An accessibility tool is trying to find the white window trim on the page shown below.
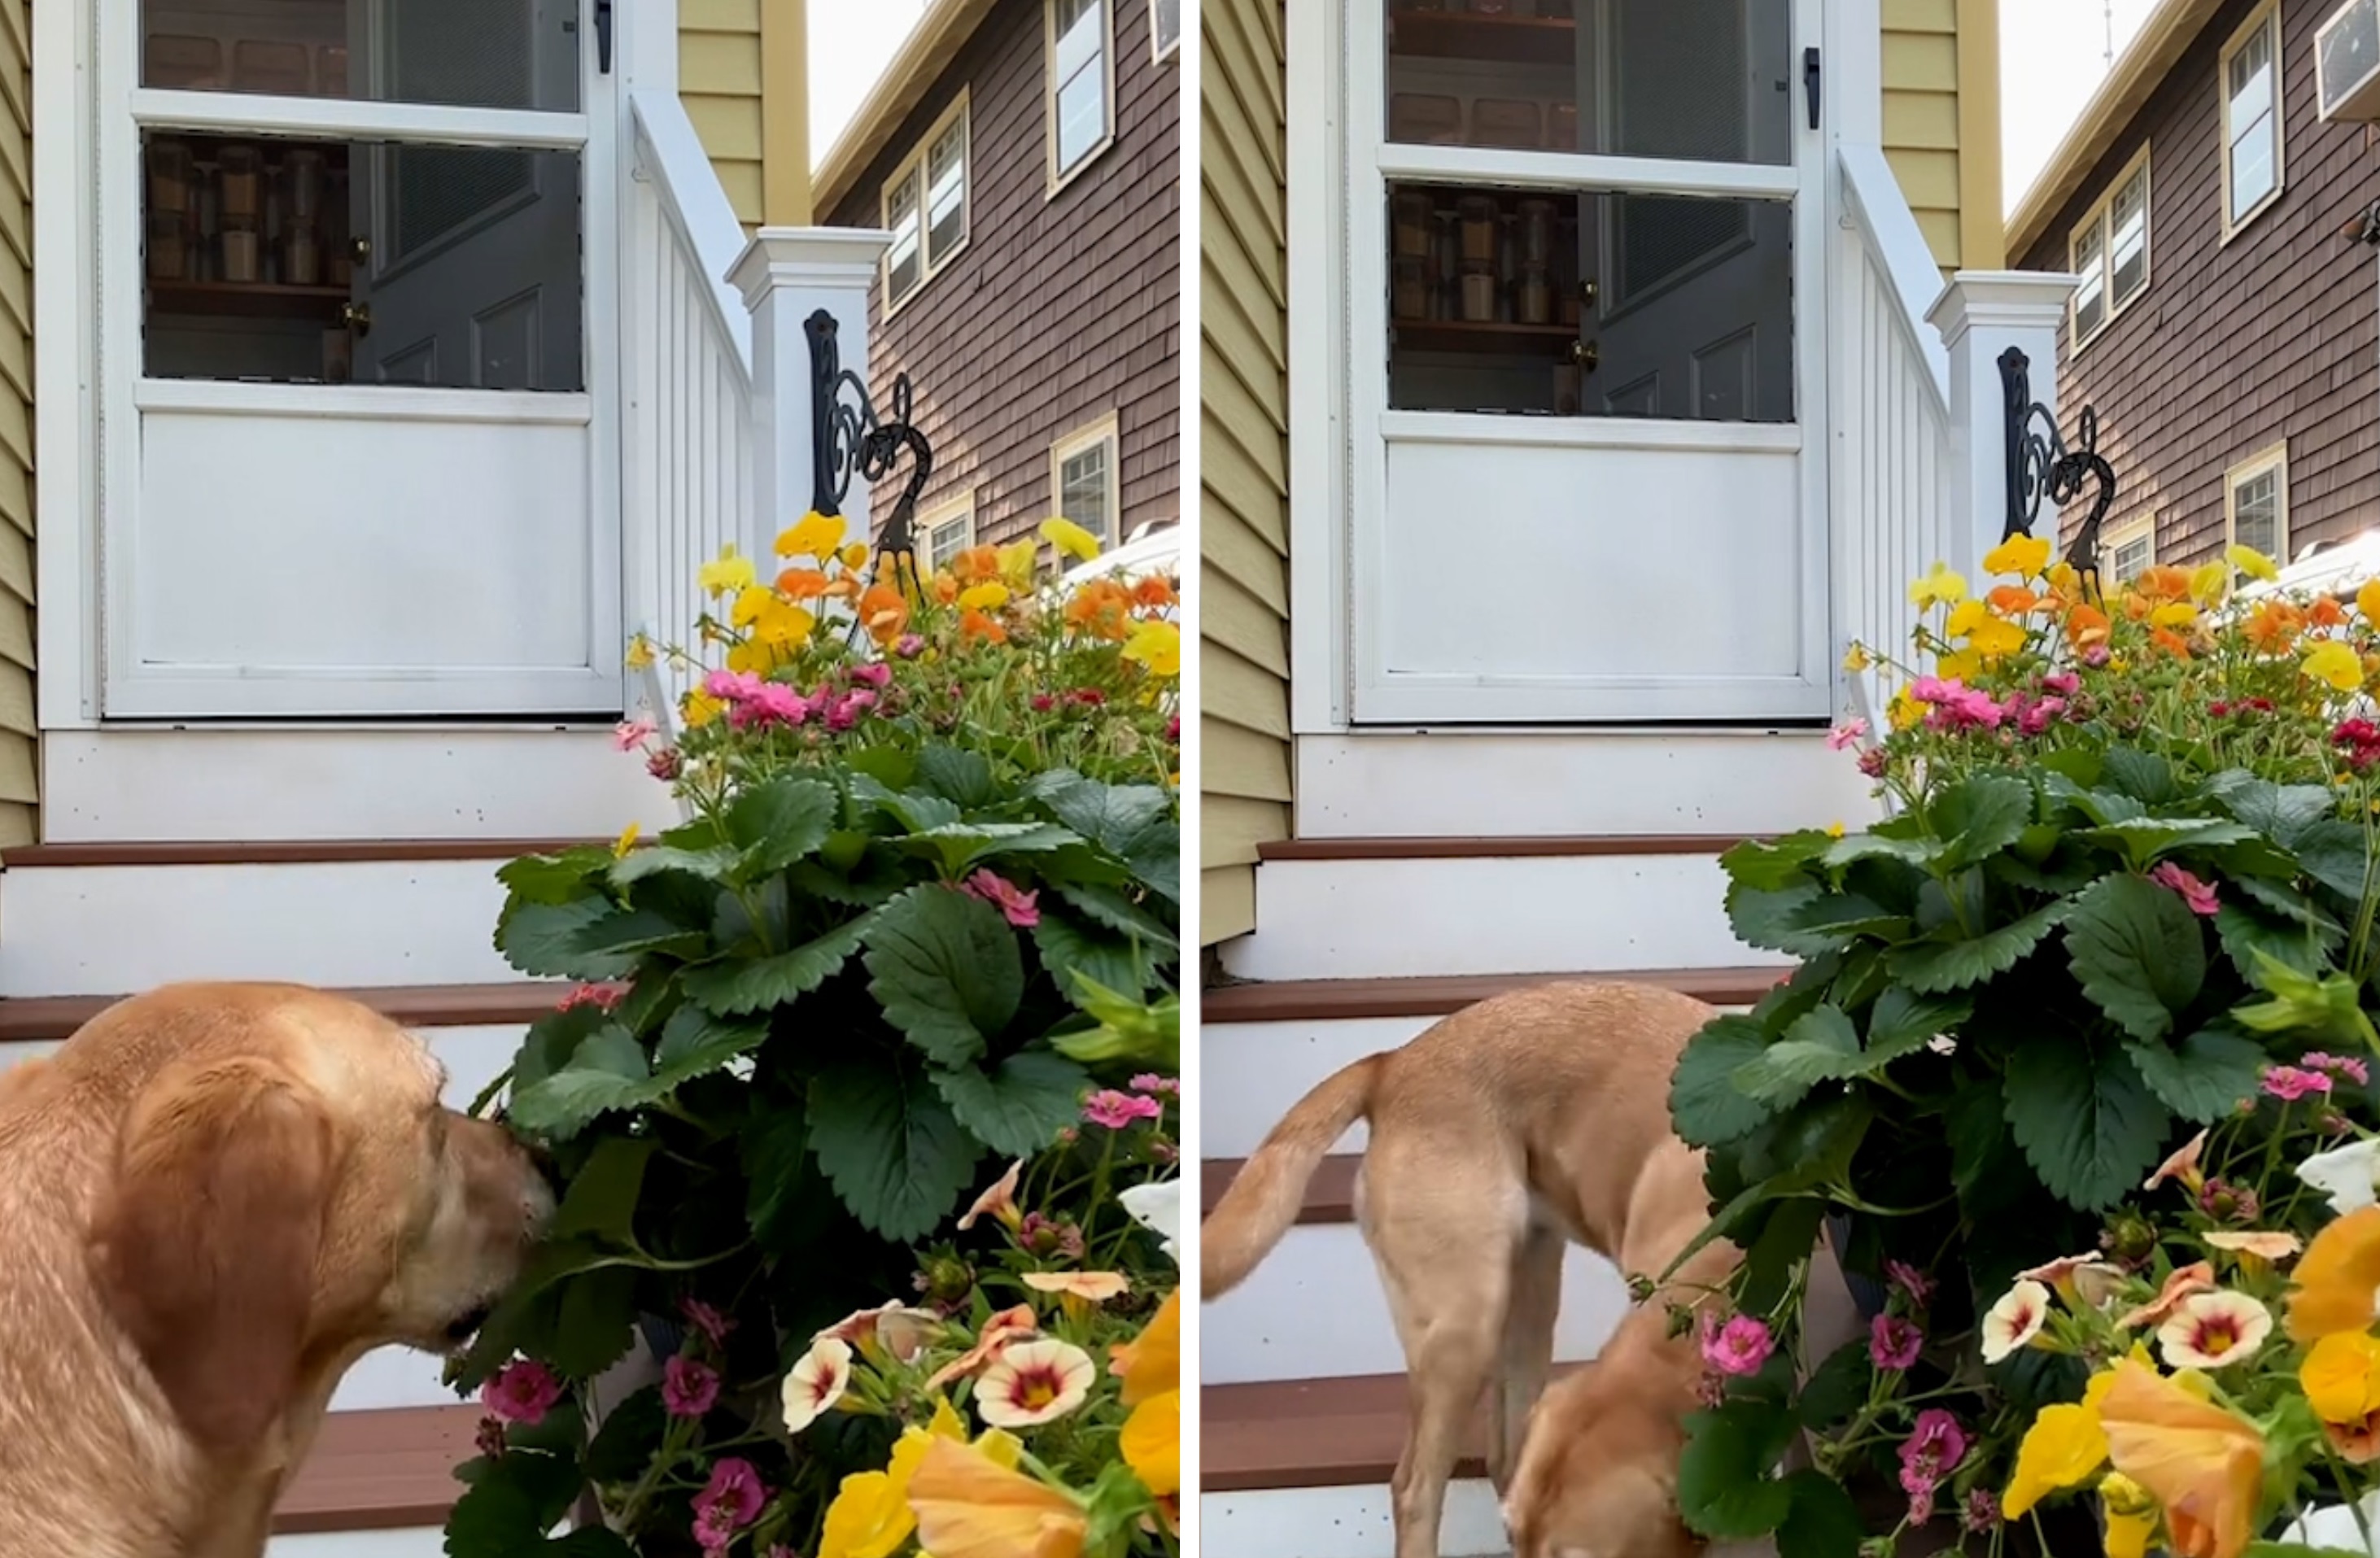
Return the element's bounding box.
[2067,142,2153,354]
[1045,0,1116,197]
[2224,441,2291,561]
[1151,0,1181,63]
[880,90,972,318]
[917,490,977,571]
[2219,0,2286,243]
[2101,515,2156,582]
[1049,412,1123,548]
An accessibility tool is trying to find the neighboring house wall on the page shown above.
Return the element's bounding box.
[827,0,1182,555]
[2018,0,2378,568]
[1885,0,2004,270]
[1199,0,1286,947]
[0,0,31,848]
[682,0,812,228]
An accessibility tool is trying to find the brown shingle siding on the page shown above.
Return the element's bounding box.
[828,0,1181,552]
[2021,0,2380,570]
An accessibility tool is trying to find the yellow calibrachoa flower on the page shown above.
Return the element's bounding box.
[819,1397,986,1558]
[2004,1399,2111,1517]
[1041,517,1103,564]
[2301,639,2365,693]
[2302,1330,2380,1426]
[1983,534,2053,578]
[1120,618,1181,679]
[959,583,1012,613]
[776,510,846,561]
[2100,1473,2159,1558]
[2227,544,2280,583]
[1120,1386,1180,1498]
[1111,1291,1180,1407]
[1909,561,1968,607]
[622,634,654,670]
[699,545,755,597]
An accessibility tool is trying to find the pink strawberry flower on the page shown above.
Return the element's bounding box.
[664,1355,721,1419]
[558,982,627,1013]
[2149,862,2219,916]
[613,717,658,752]
[1082,1089,1164,1130]
[959,870,1040,928]
[481,1359,563,1426]
[1699,1314,1774,1378]
[690,1458,766,1556]
[1130,1074,1180,1096]
[2306,1052,2373,1086]
[2263,1065,2334,1102]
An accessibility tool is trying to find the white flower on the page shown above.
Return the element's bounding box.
[2299,1139,2380,1215]
[1119,1178,1180,1263]
[1980,1280,2050,1364]
[975,1338,1096,1428]
[2282,1491,2380,1556]
[2155,1290,2272,1370]
[779,1335,852,1434]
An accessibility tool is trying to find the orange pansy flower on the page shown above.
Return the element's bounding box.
[2066,603,2113,648]
[1988,584,2041,615]
[2314,596,2350,627]
[960,609,1009,644]
[858,583,910,645]
[2138,565,2194,601]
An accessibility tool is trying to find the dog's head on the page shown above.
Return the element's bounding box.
[79,988,552,1453]
[1502,1359,1705,1558]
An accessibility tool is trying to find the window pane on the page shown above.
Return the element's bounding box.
[1385,0,1791,164]
[1054,0,1107,172]
[2072,222,2106,338]
[928,515,969,572]
[144,0,578,111]
[2110,532,2152,583]
[142,129,582,389]
[2229,22,2277,219]
[1387,181,1793,422]
[2231,111,2276,218]
[2234,470,2280,555]
[1153,0,1181,55]
[886,176,923,303]
[928,120,967,266]
[2109,174,2147,305]
[1059,441,1113,543]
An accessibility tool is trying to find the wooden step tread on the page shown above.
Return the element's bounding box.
[1257,834,1756,862]
[2,838,596,869]
[273,1404,480,1533]
[1203,967,1793,1024]
[1203,1154,1359,1226]
[0,981,575,1044]
[1203,1369,1574,1492]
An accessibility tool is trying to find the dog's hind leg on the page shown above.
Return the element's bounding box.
[1487,1220,1563,1497]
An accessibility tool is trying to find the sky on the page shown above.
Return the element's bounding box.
[2002,0,2161,215]
[812,2,931,169]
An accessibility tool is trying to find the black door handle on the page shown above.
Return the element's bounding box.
[1804,46,1821,130]
[596,0,614,72]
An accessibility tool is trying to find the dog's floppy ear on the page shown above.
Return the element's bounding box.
[87,1055,334,1453]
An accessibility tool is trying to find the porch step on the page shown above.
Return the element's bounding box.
[1206,1369,1569,1492]
[0,844,587,997]
[273,1405,480,1536]
[0,979,575,1043]
[1219,843,1763,983]
[1256,833,1766,861]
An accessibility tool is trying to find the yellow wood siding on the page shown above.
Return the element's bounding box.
[0,0,31,845]
[1200,0,1289,946]
[682,0,767,227]
[1884,0,2004,270]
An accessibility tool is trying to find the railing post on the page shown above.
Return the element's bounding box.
[727,228,893,560]
[1925,273,2080,575]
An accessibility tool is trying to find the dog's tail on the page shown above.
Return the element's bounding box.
[1202,1054,1383,1298]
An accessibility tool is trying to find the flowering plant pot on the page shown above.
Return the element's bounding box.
[1666,540,2380,1556]
[433,516,1183,1556]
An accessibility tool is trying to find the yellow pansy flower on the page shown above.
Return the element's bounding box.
[1842,642,1872,673]
[1120,618,1181,679]
[2228,543,2280,583]
[612,822,640,858]
[2150,601,2200,631]
[725,640,776,674]
[699,546,755,597]
[959,582,1011,613]
[2302,639,2364,693]
[841,540,873,570]
[2189,563,2231,605]
[751,597,817,648]
[2048,559,2081,594]
[622,634,654,670]
[1041,517,1103,564]
[1909,562,1969,607]
[1983,534,2053,578]
[998,539,1040,591]
[681,690,724,729]
[1121,1387,1180,1498]
[1936,649,1985,683]
[1967,618,2028,659]
[776,511,847,561]
[1888,686,1924,731]
[2357,578,2380,626]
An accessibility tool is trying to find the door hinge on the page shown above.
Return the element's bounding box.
[1804,46,1822,130]
[596,0,614,72]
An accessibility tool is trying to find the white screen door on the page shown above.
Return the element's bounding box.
[1353,0,1830,723]
[98,0,619,718]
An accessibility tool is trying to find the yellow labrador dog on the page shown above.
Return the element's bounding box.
[0,982,554,1558]
[1204,980,1740,1558]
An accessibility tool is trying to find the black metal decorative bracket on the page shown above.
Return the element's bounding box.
[2001,346,2117,593]
[806,308,934,605]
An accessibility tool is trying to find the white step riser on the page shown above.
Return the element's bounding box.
[1203,1482,1512,1558]
[44,729,683,844]
[1206,1007,1753,1159]
[1296,731,1876,840]
[1223,853,1751,983]
[0,861,530,997]
[268,1529,446,1557]
[1207,1222,1628,1386]
[1,1024,522,1415]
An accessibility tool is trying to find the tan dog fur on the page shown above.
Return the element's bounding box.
[1203,981,1740,1558]
[0,982,554,1558]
